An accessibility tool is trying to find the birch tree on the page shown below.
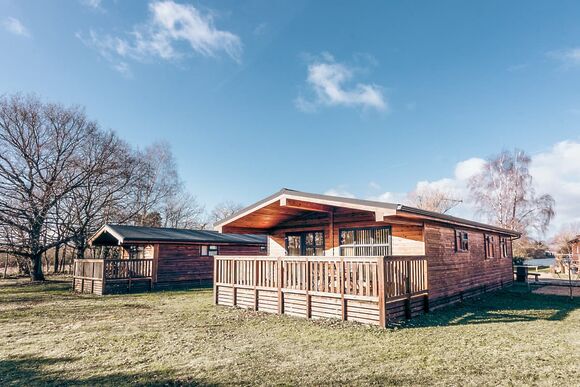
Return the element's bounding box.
[468,150,555,236]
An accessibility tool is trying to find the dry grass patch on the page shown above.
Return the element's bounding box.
[1,278,579,386]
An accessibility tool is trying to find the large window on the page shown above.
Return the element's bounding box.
[339,226,391,256]
[455,230,469,252]
[484,234,495,259]
[285,231,325,256]
[500,237,509,258]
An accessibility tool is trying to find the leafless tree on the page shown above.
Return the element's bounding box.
[161,191,206,229]
[551,222,580,254]
[468,150,555,237]
[0,95,99,280]
[58,130,138,260]
[132,141,180,226]
[407,186,462,214]
[210,201,244,225]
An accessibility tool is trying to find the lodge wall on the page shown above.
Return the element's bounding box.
[156,243,266,288]
[267,212,425,257]
[423,223,513,309]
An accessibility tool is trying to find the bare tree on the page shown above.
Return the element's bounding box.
[132,141,180,226]
[0,95,99,280]
[468,150,555,237]
[210,201,244,225]
[551,222,580,254]
[58,130,138,260]
[407,185,462,214]
[161,191,206,229]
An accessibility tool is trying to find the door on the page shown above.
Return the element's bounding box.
[285,231,325,256]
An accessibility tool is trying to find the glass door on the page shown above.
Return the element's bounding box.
[286,231,325,256]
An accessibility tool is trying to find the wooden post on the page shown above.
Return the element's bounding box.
[253,258,259,311]
[277,257,284,315]
[232,259,237,306]
[305,257,311,318]
[152,244,159,287]
[378,257,386,327]
[213,257,218,305]
[101,260,107,295]
[330,210,335,256]
[340,256,346,321]
[405,259,412,320]
[72,260,76,291]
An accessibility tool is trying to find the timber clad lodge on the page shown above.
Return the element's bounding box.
[75,188,521,327]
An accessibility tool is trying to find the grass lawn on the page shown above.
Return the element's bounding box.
[1,278,579,386]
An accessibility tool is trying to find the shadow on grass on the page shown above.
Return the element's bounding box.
[0,355,217,386]
[401,285,580,328]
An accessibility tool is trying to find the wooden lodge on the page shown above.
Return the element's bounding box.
[73,225,266,295]
[213,188,520,326]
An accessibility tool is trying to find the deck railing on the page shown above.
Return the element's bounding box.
[73,258,154,294]
[214,255,428,326]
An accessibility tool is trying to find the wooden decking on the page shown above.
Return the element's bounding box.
[73,259,154,295]
[214,255,429,326]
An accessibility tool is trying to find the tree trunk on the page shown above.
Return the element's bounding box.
[30,254,45,281]
[53,245,60,273]
[3,253,8,278]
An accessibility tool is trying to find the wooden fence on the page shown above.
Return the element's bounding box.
[214,256,428,326]
[73,259,154,295]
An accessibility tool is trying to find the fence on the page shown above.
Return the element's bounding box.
[73,259,154,295]
[214,255,428,326]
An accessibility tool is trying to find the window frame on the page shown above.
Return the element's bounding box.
[455,230,469,253]
[285,230,325,256]
[338,226,392,257]
[484,234,496,259]
[499,237,509,258]
[208,245,219,256]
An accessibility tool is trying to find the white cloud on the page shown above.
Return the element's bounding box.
[548,48,580,68]
[2,17,30,37]
[78,1,242,74]
[296,53,387,112]
[81,0,103,11]
[368,141,580,237]
[530,140,580,232]
[324,187,356,199]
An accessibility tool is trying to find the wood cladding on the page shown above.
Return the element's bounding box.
[423,223,513,309]
[214,255,429,326]
[155,243,265,287]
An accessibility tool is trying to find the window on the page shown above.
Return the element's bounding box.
[285,231,325,256]
[339,226,391,256]
[201,245,208,256]
[455,230,469,252]
[484,234,495,259]
[208,245,218,256]
[500,237,509,258]
[127,245,145,259]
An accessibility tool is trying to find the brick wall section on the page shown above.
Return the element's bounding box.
[424,223,513,309]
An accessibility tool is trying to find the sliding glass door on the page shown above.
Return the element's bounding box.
[285,231,325,256]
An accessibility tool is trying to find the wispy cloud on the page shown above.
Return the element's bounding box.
[547,47,580,69]
[81,0,104,11]
[78,1,242,75]
[295,53,387,112]
[2,17,30,37]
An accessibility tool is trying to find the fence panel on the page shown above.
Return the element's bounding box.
[214,255,429,326]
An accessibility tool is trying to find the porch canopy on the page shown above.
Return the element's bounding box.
[89,224,267,247]
[214,188,520,237]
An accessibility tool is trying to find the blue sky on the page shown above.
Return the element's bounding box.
[1,0,579,234]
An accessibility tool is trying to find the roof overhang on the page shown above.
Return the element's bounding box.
[88,225,125,246]
[214,188,521,237]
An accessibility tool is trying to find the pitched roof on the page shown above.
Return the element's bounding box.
[89,224,267,246]
[214,188,521,237]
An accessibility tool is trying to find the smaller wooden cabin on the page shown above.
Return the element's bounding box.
[73,224,266,295]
